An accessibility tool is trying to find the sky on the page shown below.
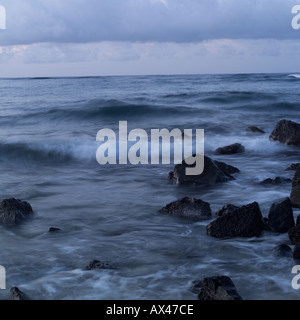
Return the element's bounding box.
[0,0,300,77]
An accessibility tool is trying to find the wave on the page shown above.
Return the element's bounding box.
[288,74,300,79]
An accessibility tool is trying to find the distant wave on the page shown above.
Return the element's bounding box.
[288,74,300,79]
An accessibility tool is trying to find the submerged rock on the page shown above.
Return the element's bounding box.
[267,198,295,233]
[168,155,239,185]
[260,177,292,186]
[198,276,242,300]
[270,120,300,147]
[0,198,33,224]
[190,280,202,294]
[159,197,212,221]
[288,224,300,244]
[293,243,300,262]
[206,202,264,238]
[246,126,265,134]
[216,204,239,217]
[85,260,115,270]
[48,227,61,233]
[215,143,245,155]
[272,244,292,258]
[285,163,300,171]
[10,287,29,300]
[291,167,300,208]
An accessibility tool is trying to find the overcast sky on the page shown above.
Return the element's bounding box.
[0,0,300,77]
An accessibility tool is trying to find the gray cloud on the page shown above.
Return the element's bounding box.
[0,0,298,46]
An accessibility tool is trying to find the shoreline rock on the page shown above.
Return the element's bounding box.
[159,197,212,221]
[285,163,300,171]
[0,198,33,224]
[206,202,264,238]
[270,119,300,146]
[215,143,245,155]
[260,177,292,186]
[246,126,265,134]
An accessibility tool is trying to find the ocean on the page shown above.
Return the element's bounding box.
[0,73,299,300]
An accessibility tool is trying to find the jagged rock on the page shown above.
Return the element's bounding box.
[10,287,29,300]
[260,177,292,186]
[246,126,265,134]
[291,168,300,208]
[159,197,212,221]
[169,155,238,185]
[216,204,239,217]
[198,276,242,300]
[267,198,295,233]
[206,202,264,238]
[270,120,300,146]
[285,163,300,171]
[272,244,292,258]
[0,198,33,224]
[215,143,245,155]
[85,260,115,270]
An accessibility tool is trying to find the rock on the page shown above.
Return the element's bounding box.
[0,198,33,224]
[270,119,300,146]
[215,143,245,155]
[159,197,212,221]
[288,224,300,244]
[216,204,239,217]
[260,177,292,185]
[10,287,29,300]
[198,276,242,300]
[272,244,292,258]
[285,163,300,171]
[297,215,300,225]
[267,198,295,233]
[48,227,61,233]
[190,280,202,294]
[291,168,300,208]
[293,243,300,262]
[206,202,264,238]
[85,260,115,270]
[246,126,265,134]
[214,160,240,175]
[169,155,238,185]
[263,217,272,231]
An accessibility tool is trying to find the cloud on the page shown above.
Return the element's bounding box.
[0,0,298,46]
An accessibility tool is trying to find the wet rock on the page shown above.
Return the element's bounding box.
[285,163,300,171]
[272,244,292,258]
[190,280,202,294]
[216,204,239,217]
[159,197,212,221]
[267,198,295,233]
[10,287,29,300]
[260,177,292,186]
[296,215,300,225]
[198,276,242,300]
[169,155,238,185]
[215,143,245,155]
[48,227,61,233]
[85,260,115,270]
[0,198,33,224]
[263,218,272,231]
[291,167,300,208]
[246,126,265,134]
[293,243,300,262]
[288,224,300,244]
[270,119,300,147]
[206,202,264,238]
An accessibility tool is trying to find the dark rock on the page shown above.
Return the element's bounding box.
[216,204,239,217]
[246,126,265,134]
[270,119,300,147]
[206,202,264,238]
[198,276,242,300]
[260,177,292,186]
[85,260,115,270]
[169,155,238,185]
[48,227,61,233]
[214,160,240,175]
[267,197,295,233]
[263,217,272,231]
[10,287,29,300]
[159,197,212,221]
[0,198,33,224]
[293,243,300,262]
[272,244,292,258]
[288,224,300,244]
[291,168,300,208]
[285,163,300,171]
[215,143,245,155]
[190,280,202,294]
[296,215,300,225]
